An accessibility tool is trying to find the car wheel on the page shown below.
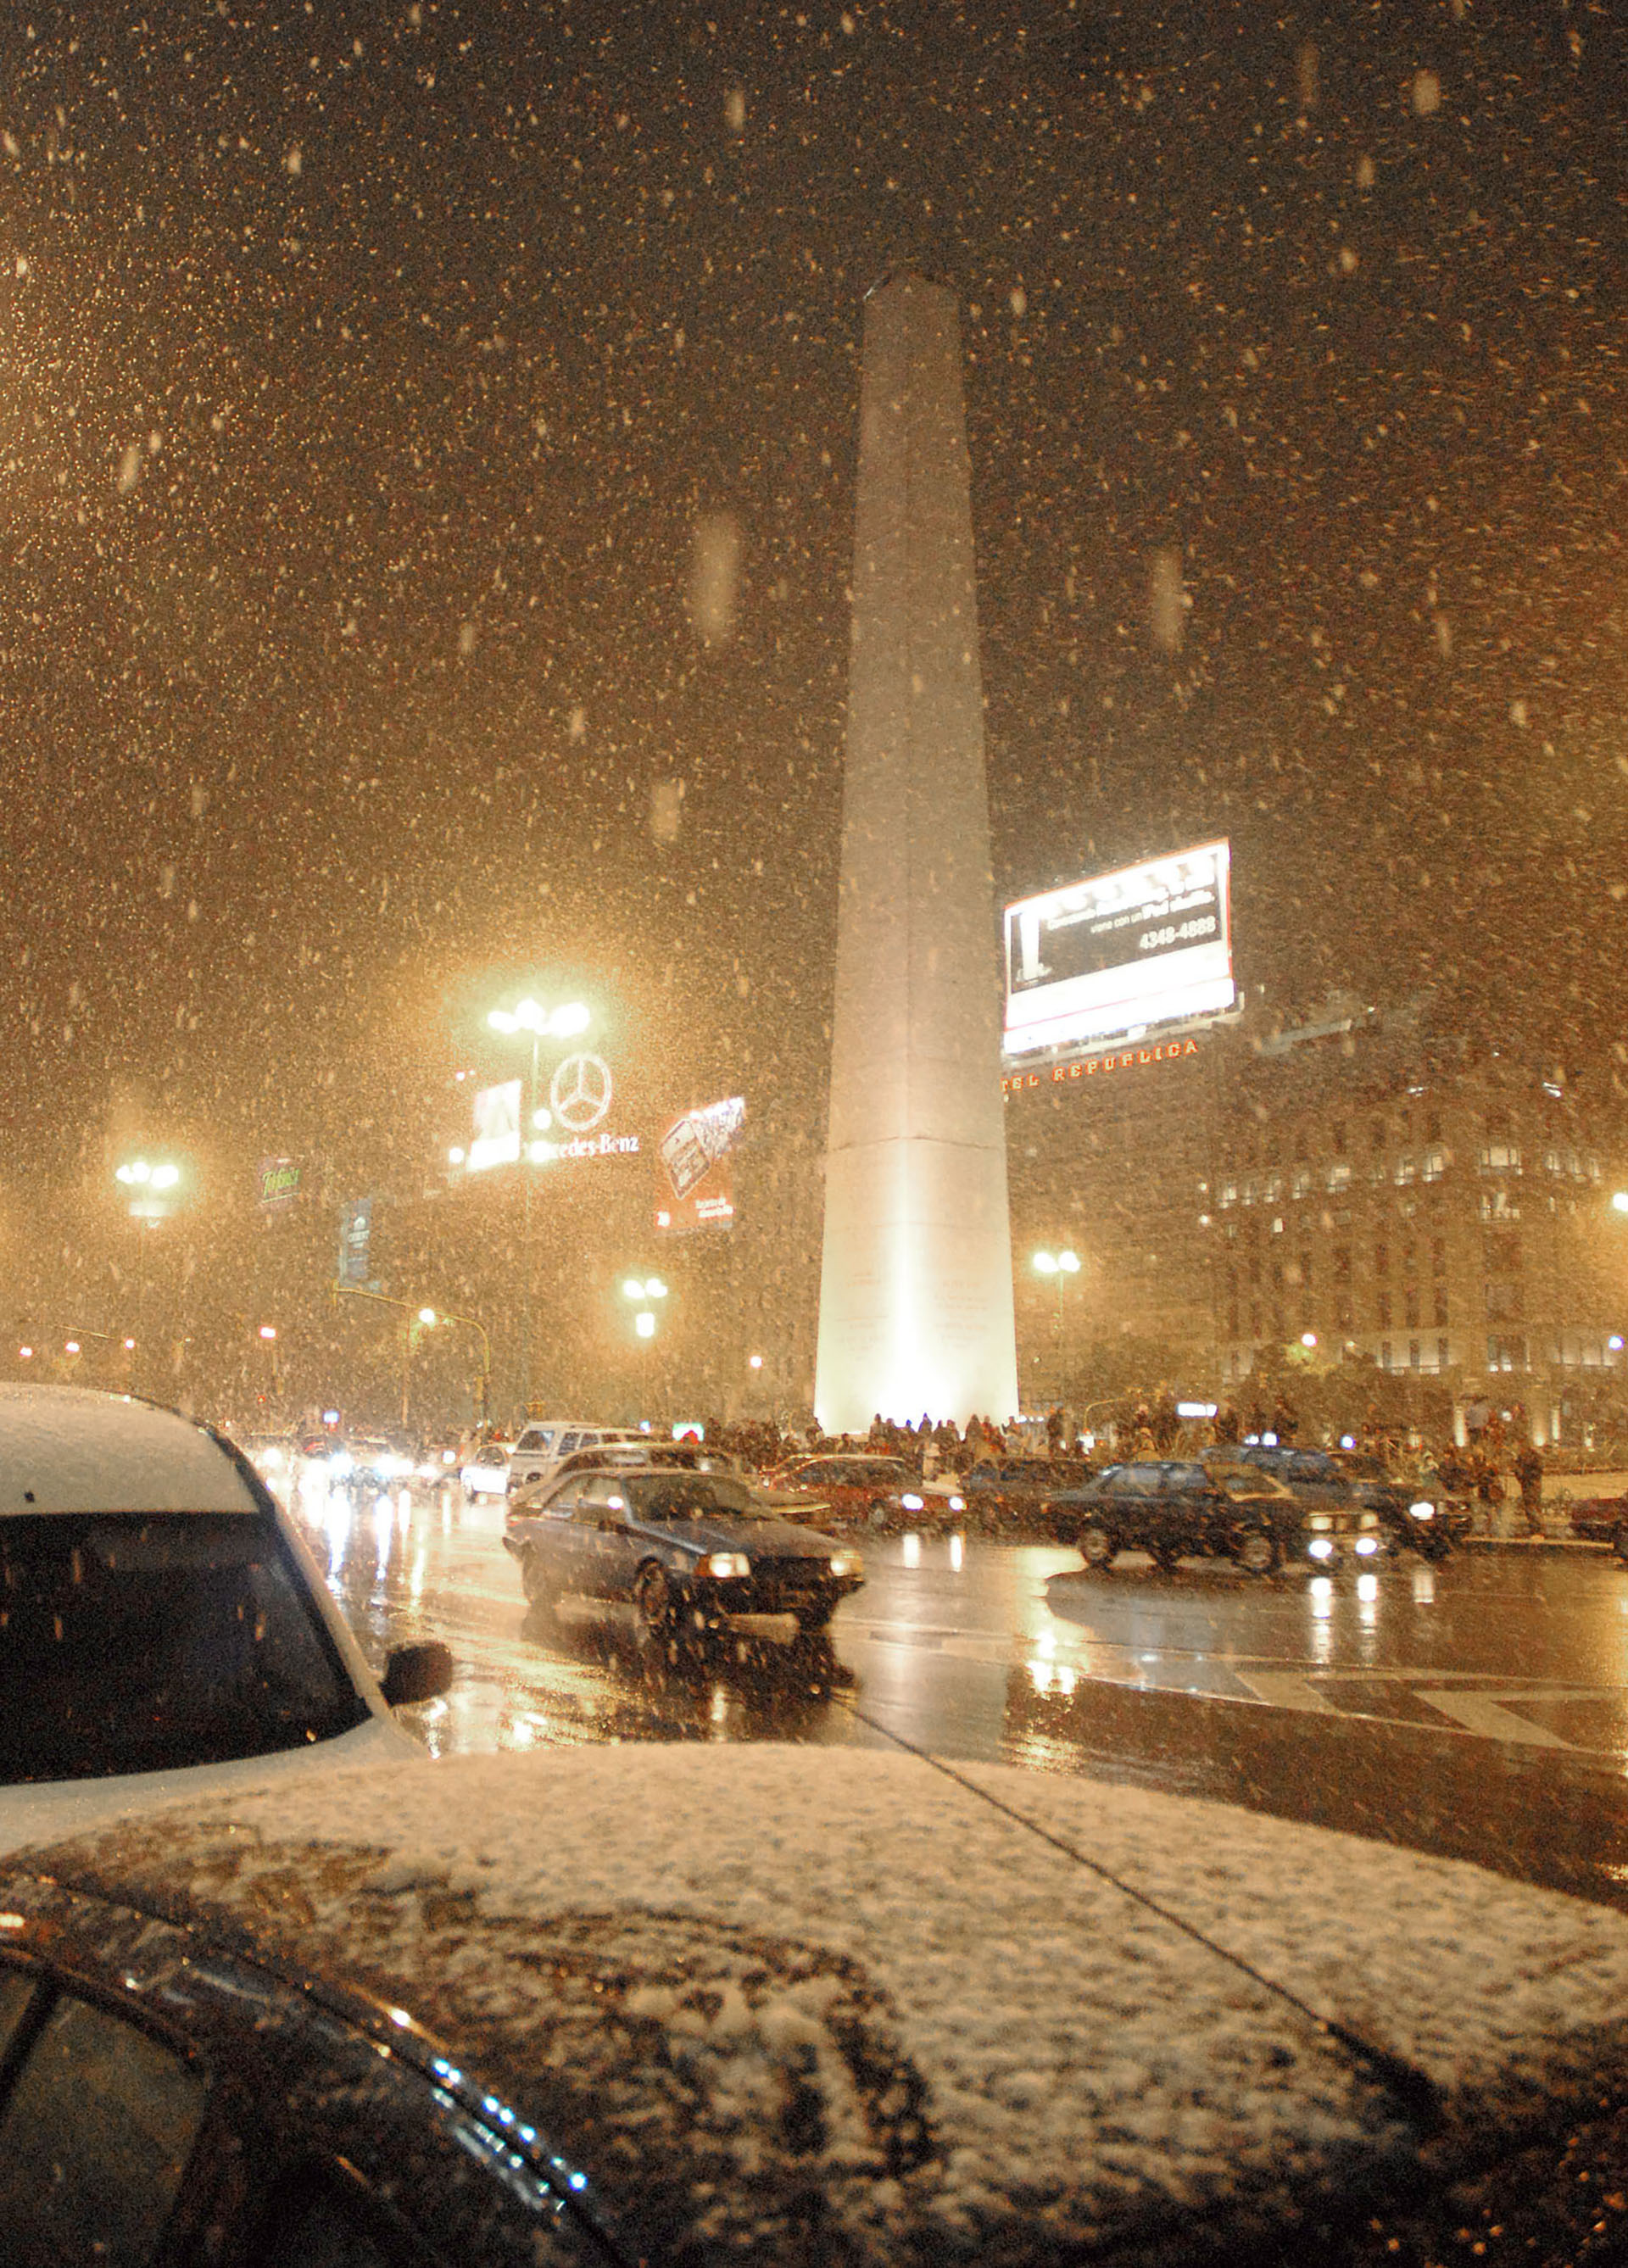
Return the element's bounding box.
[867,1496,892,1530]
[634,1562,675,1648]
[1614,1530,1628,1565]
[1419,1530,1452,1563]
[1150,1546,1181,1574]
[1078,1524,1116,1570]
[1234,1528,1280,1576]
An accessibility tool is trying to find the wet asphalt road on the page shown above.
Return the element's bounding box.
[287,1474,1628,1914]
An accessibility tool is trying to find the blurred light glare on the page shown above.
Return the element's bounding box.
[418,1307,437,1325]
[258,1324,277,1340]
[621,1278,645,1302]
[634,1311,656,1340]
[1613,1192,1628,1215]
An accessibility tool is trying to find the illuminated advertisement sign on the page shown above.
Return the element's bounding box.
[337,1197,372,1288]
[1003,839,1234,1057]
[655,1096,744,1233]
[467,1079,521,1173]
[257,1157,302,1215]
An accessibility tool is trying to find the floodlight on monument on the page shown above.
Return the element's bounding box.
[1032,1250,1079,1277]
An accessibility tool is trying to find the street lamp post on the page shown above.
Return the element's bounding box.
[487,997,591,1416]
[621,1274,669,1415]
[1031,1249,1081,1405]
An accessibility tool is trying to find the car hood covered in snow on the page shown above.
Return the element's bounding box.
[15,1747,1628,2265]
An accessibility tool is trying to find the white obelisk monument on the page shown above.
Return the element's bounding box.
[814,272,1018,1435]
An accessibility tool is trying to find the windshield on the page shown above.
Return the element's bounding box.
[619,1476,766,1523]
[0,1514,371,1784]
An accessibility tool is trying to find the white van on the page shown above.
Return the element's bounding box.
[506,1419,647,1496]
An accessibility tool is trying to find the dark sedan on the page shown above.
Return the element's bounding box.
[1050,1459,1386,1575]
[962,1457,1096,1528]
[504,1464,864,1645]
[1215,1444,1461,1560]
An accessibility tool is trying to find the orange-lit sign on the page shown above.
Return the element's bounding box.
[1002,1034,1201,1095]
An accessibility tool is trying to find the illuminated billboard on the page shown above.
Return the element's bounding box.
[655,1096,744,1233]
[1003,839,1234,1057]
[467,1078,521,1173]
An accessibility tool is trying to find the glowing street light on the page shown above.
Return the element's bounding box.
[487,997,590,1040]
[258,1323,278,1342]
[486,996,594,1409]
[1031,1249,1081,1401]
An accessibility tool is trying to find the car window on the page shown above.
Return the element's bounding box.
[257,2170,423,2268]
[0,1513,371,1785]
[0,1983,208,2268]
[1105,1469,1156,1497]
[622,1475,762,1521]
[515,1429,546,1453]
[542,1481,583,1517]
[578,1479,623,1517]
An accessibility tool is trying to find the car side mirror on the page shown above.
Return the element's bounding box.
[381,1640,454,1708]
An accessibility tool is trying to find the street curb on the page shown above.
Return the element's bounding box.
[1461,1535,1610,1554]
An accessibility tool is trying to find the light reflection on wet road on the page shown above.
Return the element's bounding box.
[284,1468,1628,1911]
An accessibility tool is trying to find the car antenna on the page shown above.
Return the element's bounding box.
[834,1696,1441,2132]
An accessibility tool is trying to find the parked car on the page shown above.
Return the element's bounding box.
[505,1417,647,1496]
[504,1463,864,1644]
[507,1437,754,1512]
[762,1452,967,1526]
[0,1383,451,1859]
[8,1743,1628,2266]
[1049,1458,1385,1575]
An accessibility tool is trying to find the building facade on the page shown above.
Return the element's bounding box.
[1006,997,1628,1443]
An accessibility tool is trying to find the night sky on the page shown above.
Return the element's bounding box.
[2,0,1623,1211]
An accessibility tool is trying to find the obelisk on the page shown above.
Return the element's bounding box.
[814,272,1018,1435]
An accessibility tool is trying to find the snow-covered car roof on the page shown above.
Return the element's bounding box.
[0,1383,260,1516]
[20,1746,1628,2265]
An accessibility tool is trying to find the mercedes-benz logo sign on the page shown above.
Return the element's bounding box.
[549,1052,614,1134]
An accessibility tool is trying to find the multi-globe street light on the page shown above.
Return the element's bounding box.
[486,997,592,1413]
[1031,1248,1081,1402]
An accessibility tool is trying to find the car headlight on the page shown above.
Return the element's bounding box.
[828,1550,863,1580]
[1307,1537,1335,1560]
[1409,1499,1436,1519]
[900,1492,924,1511]
[330,1451,354,1478]
[1354,1535,1380,1556]
[705,1552,751,1580]
[947,1495,966,1513]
